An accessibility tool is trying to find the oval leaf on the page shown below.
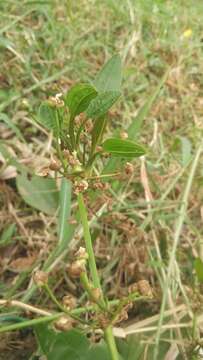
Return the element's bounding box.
[102,138,146,158]
[86,91,120,119]
[38,102,57,132]
[94,54,122,92]
[16,173,59,215]
[65,83,97,120]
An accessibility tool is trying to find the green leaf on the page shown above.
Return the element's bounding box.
[91,116,107,153]
[94,54,122,92]
[0,113,25,142]
[0,224,16,247]
[36,326,89,360]
[102,71,168,176]
[194,258,203,282]
[58,179,72,245]
[65,83,97,120]
[102,138,146,158]
[86,91,121,119]
[87,341,111,360]
[117,336,145,360]
[16,173,59,215]
[38,102,57,131]
[36,325,112,360]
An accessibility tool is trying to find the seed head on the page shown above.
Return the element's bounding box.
[85,119,93,133]
[124,162,134,175]
[48,93,64,108]
[120,130,128,139]
[54,316,73,331]
[67,260,86,278]
[73,180,88,195]
[33,270,48,287]
[62,295,77,310]
[137,279,153,298]
[49,159,61,171]
[75,247,88,261]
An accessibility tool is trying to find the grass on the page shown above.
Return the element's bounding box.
[0,0,203,359]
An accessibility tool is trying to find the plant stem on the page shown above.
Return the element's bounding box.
[77,193,101,291]
[77,192,119,360]
[80,272,107,313]
[104,326,120,360]
[43,284,87,325]
[0,313,62,333]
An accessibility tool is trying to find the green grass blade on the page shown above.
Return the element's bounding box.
[128,69,169,140]
[0,113,25,143]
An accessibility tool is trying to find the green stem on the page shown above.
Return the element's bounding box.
[104,326,120,360]
[80,272,107,313]
[77,193,101,290]
[0,313,62,333]
[43,284,87,325]
[77,192,119,360]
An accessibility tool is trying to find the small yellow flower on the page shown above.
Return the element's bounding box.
[182,28,192,38]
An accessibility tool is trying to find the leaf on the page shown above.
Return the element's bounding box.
[0,113,25,142]
[194,258,203,282]
[94,54,122,92]
[36,324,113,360]
[0,224,16,247]
[86,91,121,119]
[102,70,168,175]
[117,336,145,360]
[87,341,112,360]
[91,116,107,153]
[16,173,59,215]
[38,102,57,131]
[102,138,146,158]
[58,179,72,245]
[65,83,97,120]
[127,70,168,139]
[36,325,87,360]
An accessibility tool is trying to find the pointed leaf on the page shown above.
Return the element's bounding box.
[94,54,122,92]
[38,102,57,132]
[65,83,97,120]
[86,91,120,119]
[102,138,146,158]
[16,173,59,215]
[91,115,107,152]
